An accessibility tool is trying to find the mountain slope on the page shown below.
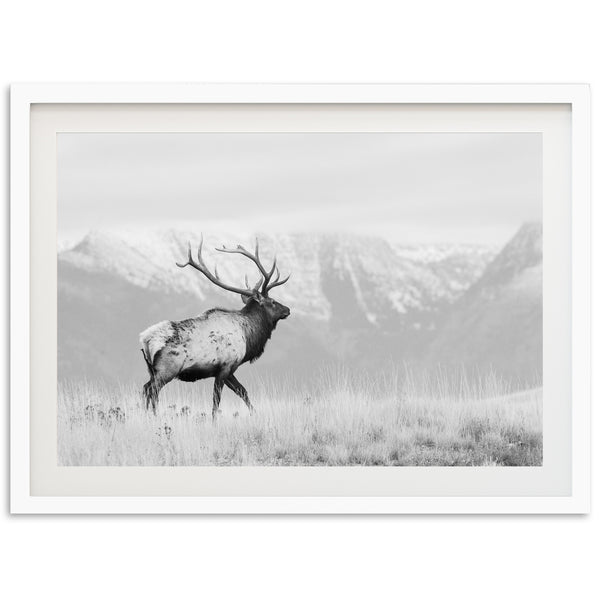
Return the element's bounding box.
[426,222,542,382]
[58,228,515,384]
[59,229,494,320]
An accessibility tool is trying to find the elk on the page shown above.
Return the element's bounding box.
[139,236,291,418]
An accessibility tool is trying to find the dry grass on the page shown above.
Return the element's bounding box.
[58,367,542,466]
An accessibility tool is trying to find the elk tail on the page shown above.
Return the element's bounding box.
[141,348,155,377]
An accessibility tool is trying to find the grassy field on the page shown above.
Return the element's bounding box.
[58,368,542,466]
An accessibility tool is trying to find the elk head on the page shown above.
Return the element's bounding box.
[176,236,291,324]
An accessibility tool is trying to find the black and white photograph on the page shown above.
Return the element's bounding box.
[5,2,597,596]
[57,132,543,467]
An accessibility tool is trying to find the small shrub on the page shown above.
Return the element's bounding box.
[460,416,491,442]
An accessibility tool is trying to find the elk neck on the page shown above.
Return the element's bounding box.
[240,300,277,363]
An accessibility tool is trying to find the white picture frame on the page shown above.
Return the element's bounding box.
[10,83,591,514]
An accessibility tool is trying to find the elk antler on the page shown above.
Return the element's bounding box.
[176,235,263,297]
[216,237,290,296]
[264,265,291,294]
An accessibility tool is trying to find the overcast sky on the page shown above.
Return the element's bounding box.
[58,132,541,244]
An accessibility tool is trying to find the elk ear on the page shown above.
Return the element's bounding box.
[241,292,262,305]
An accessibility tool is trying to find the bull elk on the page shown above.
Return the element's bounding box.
[139,237,291,418]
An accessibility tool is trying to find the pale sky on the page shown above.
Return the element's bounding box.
[58,132,542,245]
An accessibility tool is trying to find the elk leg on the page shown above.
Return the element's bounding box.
[212,377,225,421]
[143,379,156,412]
[143,377,164,415]
[225,374,254,414]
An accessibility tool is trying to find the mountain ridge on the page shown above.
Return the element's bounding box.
[60,229,496,320]
[57,226,541,385]
[427,222,542,381]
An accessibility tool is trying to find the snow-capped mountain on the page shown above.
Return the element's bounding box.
[57,226,540,385]
[427,222,542,381]
[60,229,495,322]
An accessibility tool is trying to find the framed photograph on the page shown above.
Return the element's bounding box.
[10,84,590,514]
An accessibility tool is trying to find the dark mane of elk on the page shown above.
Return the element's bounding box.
[139,236,291,418]
[239,301,276,363]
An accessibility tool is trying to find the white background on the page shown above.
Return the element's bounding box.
[0,2,596,599]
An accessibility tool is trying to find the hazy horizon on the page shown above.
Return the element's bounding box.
[58,220,539,253]
[58,132,542,245]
